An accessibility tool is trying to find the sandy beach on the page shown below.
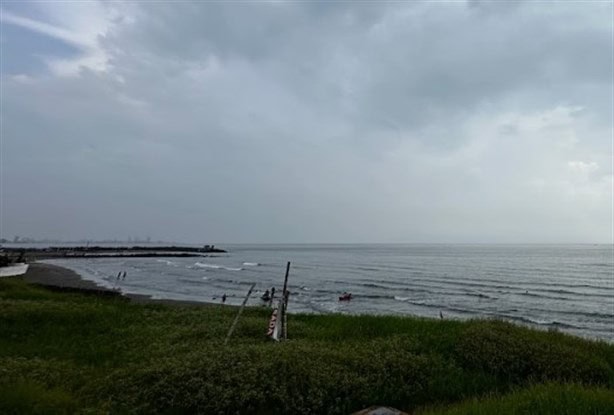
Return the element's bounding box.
[23,262,228,308]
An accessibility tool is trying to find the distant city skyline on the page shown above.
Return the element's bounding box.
[4,235,155,244]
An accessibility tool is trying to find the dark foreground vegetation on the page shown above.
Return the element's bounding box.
[1,277,612,414]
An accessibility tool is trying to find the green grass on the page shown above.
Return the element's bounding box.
[1,277,613,414]
[418,383,614,415]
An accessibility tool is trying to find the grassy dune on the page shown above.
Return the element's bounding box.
[1,277,613,414]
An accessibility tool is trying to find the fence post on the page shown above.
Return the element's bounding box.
[281,262,291,340]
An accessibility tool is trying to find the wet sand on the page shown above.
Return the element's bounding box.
[23,262,230,307]
[24,263,106,290]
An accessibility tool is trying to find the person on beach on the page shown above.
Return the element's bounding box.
[222,294,227,304]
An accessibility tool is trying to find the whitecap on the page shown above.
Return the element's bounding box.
[194,262,221,269]
[194,262,242,271]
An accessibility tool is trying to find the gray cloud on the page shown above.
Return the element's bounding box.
[1,1,611,243]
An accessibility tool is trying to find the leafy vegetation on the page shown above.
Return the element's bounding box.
[419,383,614,415]
[1,276,613,414]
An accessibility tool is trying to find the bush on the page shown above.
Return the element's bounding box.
[0,381,77,415]
[456,321,612,384]
[419,383,614,415]
[100,340,449,414]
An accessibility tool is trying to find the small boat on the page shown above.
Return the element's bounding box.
[0,262,29,277]
[339,293,352,301]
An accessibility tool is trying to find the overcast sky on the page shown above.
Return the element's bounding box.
[1,1,612,244]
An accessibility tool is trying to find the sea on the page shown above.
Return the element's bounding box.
[38,244,613,342]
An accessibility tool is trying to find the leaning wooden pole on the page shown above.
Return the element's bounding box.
[224,283,256,345]
[281,262,291,340]
[283,291,289,340]
[282,261,291,298]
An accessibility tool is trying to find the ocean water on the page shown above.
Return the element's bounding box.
[43,244,613,342]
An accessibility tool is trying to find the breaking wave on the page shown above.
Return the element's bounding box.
[194,262,243,271]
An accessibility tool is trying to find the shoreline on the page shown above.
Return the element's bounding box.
[23,262,229,308]
[20,263,613,344]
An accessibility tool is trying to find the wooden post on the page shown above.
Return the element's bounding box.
[281,262,291,340]
[224,283,256,346]
[282,261,291,297]
[283,291,289,340]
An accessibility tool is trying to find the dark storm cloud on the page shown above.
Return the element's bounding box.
[1,1,611,243]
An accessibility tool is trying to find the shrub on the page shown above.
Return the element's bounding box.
[419,383,614,415]
[0,381,77,415]
[456,321,611,384]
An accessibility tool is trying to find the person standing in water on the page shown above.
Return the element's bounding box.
[222,294,227,304]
